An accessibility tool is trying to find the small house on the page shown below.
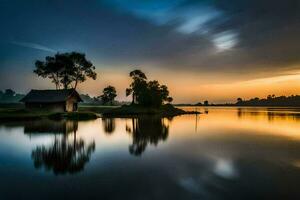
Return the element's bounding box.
[20,89,83,112]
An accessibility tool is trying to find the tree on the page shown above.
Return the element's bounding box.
[5,89,15,96]
[67,52,97,89]
[166,97,173,103]
[34,56,63,89]
[126,70,173,107]
[204,100,209,106]
[144,80,171,107]
[34,52,97,90]
[237,97,243,105]
[0,89,25,103]
[100,85,117,105]
[126,70,147,104]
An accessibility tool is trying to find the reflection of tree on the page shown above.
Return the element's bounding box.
[31,121,95,175]
[102,118,116,134]
[126,117,170,156]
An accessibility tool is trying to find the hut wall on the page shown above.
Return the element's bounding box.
[25,102,65,112]
[65,96,78,112]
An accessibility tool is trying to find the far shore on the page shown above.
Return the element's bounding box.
[2,102,300,122]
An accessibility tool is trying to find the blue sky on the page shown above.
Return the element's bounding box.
[0,0,299,102]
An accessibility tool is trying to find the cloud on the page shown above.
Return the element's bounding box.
[11,41,56,53]
[1,0,300,79]
[98,0,300,77]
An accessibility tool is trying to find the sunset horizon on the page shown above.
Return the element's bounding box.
[1,0,299,104]
[1,1,300,199]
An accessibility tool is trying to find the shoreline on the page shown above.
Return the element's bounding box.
[0,104,200,121]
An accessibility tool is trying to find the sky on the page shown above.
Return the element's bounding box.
[0,0,300,103]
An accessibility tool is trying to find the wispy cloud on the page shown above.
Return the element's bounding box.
[11,41,56,53]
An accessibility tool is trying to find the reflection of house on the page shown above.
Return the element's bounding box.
[24,119,78,135]
[20,89,82,112]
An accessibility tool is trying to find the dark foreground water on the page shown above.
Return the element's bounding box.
[1,107,300,200]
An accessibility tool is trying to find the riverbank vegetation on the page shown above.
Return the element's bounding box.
[101,70,198,117]
[0,107,99,121]
[235,95,300,107]
[102,104,198,117]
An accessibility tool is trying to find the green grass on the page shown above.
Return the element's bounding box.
[101,104,200,117]
[78,105,119,113]
[0,107,99,121]
[0,109,50,121]
[0,104,199,121]
[48,112,99,120]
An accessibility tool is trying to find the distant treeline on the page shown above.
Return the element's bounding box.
[80,94,129,105]
[235,95,300,107]
[185,94,300,107]
[0,89,25,103]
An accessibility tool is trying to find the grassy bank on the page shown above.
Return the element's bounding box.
[101,104,200,117]
[48,112,99,120]
[78,105,119,113]
[0,108,99,121]
[0,109,48,121]
[0,103,199,121]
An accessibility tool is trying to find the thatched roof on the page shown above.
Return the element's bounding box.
[20,89,83,103]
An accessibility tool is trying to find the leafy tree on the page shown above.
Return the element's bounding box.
[204,100,209,106]
[34,52,97,89]
[166,97,173,103]
[0,89,24,102]
[5,89,15,96]
[126,70,148,104]
[67,52,97,89]
[236,97,243,105]
[34,56,63,89]
[100,85,117,105]
[125,70,173,107]
[142,80,164,107]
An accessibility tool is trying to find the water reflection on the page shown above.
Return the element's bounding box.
[126,117,170,156]
[24,119,78,135]
[2,108,300,199]
[237,107,300,121]
[102,118,116,134]
[25,120,95,175]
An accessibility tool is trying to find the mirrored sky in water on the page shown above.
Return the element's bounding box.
[1,107,300,199]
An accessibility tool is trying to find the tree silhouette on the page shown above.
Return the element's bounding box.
[126,70,148,104]
[126,70,173,107]
[236,98,243,105]
[166,97,173,103]
[204,100,209,106]
[34,52,97,89]
[0,89,24,103]
[235,94,300,107]
[100,85,117,105]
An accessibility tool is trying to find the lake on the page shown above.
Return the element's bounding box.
[1,107,300,199]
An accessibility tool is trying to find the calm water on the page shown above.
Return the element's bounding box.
[1,107,300,199]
